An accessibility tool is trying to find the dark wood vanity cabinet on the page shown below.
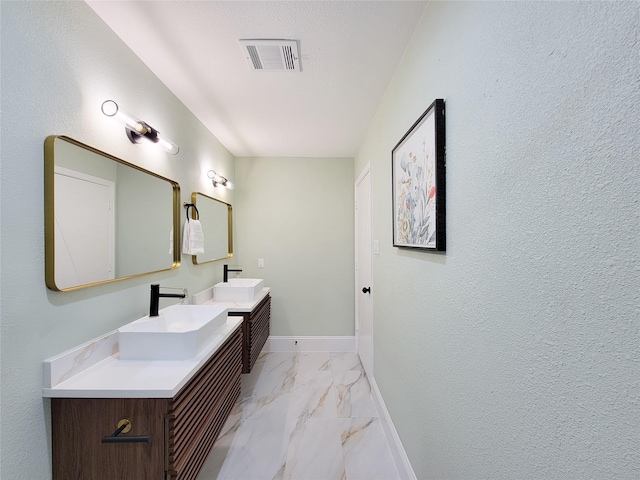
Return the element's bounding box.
[51,325,242,480]
[229,293,270,373]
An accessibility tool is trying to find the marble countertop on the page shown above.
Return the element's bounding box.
[195,286,271,312]
[42,315,243,399]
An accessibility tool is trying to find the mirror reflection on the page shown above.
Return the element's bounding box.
[190,192,233,264]
[44,136,181,291]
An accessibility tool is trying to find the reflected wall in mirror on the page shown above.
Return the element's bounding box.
[44,135,181,291]
[190,192,233,265]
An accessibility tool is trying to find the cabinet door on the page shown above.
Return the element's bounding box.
[52,398,168,480]
[230,294,271,373]
[248,295,271,372]
[166,327,242,479]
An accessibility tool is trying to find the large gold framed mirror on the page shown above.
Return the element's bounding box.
[44,135,181,291]
[190,192,233,265]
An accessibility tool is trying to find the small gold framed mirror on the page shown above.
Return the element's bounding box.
[190,192,233,265]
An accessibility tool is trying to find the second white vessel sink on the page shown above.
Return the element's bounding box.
[214,278,264,302]
[118,305,229,361]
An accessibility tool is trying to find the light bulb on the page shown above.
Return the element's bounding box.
[208,170,234,189]
[157,135,180,155]
[101,100,179,155]
[101,100,146,133]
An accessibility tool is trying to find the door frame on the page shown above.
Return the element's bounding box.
[355,162,373,377]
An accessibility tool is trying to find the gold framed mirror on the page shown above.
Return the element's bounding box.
[190,192,233,265]
[44,135,181,291]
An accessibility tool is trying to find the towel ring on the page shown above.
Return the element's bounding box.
[183,203,199,220]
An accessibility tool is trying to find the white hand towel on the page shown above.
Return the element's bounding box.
[182,218,205,255]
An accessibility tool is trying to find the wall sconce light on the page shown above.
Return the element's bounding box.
[101,100,179,155]
[207,170,235,190]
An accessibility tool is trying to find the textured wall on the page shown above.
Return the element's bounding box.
[0,3,234,478]
[234,156,355,337]
[355,1,639,478]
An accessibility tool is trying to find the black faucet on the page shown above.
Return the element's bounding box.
[149,284,186,317]
[223,264,242,283]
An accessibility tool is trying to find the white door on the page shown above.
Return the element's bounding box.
[54,167,115,289]
[355,164,373,378]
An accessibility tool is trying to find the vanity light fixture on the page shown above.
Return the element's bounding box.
[101,100,179,155]
[207,170,235,190]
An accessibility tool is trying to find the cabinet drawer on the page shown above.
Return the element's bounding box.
[52,398,168,480]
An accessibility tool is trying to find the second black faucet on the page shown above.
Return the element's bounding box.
[223,264,242,283]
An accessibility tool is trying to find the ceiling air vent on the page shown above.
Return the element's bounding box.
[239,39,300,72]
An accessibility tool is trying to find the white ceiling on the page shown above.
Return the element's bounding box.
[86,1,427,158]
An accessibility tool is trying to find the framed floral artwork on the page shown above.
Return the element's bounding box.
[392,99,446,251]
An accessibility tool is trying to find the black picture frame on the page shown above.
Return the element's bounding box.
[392,99,446,251]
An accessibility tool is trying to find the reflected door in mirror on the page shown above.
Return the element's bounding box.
[54,167,115,289]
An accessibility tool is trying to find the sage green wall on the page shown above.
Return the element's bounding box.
[0,2,234,478]
[115,166,174,275]
[356,2,639,478]
[234,157,355,337]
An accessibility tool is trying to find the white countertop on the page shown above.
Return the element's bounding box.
[42,316,242,399]
[196,286,271,312]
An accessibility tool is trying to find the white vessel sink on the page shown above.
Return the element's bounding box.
[118,305,229,361]
[214,278,264,302]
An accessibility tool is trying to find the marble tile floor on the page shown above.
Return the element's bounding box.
[198,351,400,480]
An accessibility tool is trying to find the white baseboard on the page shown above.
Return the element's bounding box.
[265,336,355,352]
[369,375,417,480]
